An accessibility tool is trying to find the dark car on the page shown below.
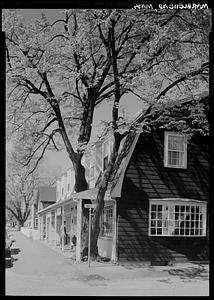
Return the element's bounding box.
[5,230,15,268]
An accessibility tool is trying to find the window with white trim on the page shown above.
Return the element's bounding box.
[90,165,95,178]
[34,218,38,228]
[103,140,109,171]
[164,132,187,168]
[149,199,207,237]
[100,205,114,237]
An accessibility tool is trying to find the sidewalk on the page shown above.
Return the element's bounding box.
[6,230,209,296]
[42,231,209,282]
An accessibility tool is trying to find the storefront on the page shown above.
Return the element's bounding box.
[37,188,117,263]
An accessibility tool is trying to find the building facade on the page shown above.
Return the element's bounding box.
[37,93,209,265]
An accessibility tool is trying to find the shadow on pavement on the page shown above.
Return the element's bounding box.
[168,264,209,280]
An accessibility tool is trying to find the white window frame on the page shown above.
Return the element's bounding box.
[149,199,207,237]
[102,139,110,171]
[100,203,114,238]
[90,164,95,179]
[164,132,187,169]
[34,218,38,228]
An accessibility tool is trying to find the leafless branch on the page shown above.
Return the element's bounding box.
[40,117,58,133]
[49,34,69,42]
[27,135,53,177]
[157,62,209,99]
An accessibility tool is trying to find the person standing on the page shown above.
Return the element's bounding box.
[60,221,67,248]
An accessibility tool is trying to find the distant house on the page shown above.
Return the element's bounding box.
[23,186,56,240]
[37,170,77,249]
[37,92,209,265]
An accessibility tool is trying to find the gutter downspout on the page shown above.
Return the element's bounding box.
[74,198,82,263]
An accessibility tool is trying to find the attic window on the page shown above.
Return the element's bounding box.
[164,132,187,168]
[149,199,207,237]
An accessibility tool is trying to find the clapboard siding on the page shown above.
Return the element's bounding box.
[117,131,209,264]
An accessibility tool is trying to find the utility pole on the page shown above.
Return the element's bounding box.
[84,204,96,267]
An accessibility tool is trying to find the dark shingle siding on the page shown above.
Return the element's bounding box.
[117,130,209,263]
[123,132,208,202]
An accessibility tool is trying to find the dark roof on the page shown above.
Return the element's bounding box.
[37,186,56,203]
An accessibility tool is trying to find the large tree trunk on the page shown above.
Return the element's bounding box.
[90,186,106,259]
[78,87,97,144]
[73,154,88,192]
[89,133,121,260]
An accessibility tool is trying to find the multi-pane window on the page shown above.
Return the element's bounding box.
[164,132,187,168]
[103,156,108,171]
[34,218,38,228]
[90,165,95,178]
[103,140,109,171]
[149,200,207,236]
[100,205,114,237]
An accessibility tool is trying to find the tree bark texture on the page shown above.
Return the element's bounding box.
[89,134,121,259]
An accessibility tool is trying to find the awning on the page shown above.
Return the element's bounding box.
[37,187,113,215]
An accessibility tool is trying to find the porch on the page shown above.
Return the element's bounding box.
[37,188,118,263]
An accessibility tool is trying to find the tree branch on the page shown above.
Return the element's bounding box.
[49,34,69,42]
[157,62,209,99]
[40,117,58,133]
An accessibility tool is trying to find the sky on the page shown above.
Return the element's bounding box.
[6,9,145,181]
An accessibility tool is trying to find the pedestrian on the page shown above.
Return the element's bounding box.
[60,221,67,248]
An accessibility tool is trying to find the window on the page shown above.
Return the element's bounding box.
[164,132,187,168]
[103,140,109,171]
[100,205,114,237]
[90,165,95,178]
[68,183,70,192]
[34,218,38,228]
[103,156,108,171]
[149,199,207,237]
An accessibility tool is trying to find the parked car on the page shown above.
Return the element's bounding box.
[5,230,15,268]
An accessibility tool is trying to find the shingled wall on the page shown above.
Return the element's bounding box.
[117,131,209,264]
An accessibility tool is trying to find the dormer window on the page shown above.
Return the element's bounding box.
[164,132,187,169]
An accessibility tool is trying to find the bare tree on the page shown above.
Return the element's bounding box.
[4,8,210,257]
[6,152,39,230]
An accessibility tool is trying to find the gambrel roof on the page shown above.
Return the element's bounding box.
[109,91,209,199]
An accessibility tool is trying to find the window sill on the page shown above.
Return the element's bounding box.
[149,234,206,237]
[98,235,113,240]
[164,165,187,169]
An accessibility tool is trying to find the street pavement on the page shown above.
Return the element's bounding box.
[5,230,209,296]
